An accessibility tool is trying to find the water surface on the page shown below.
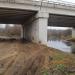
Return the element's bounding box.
[47,40,73,53]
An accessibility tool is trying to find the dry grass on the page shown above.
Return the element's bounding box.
[0,40,74,75]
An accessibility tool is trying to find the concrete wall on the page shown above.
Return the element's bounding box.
[24,11,49,45]
[25,18,39,42]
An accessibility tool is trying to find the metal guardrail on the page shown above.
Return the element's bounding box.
[0,0,75,8]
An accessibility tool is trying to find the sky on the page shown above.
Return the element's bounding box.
[48,26,72,30]
[0,24,6,28]
[0,24,14,28]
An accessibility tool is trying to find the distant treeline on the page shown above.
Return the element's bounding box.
[0,25,21,37]
[47,29,72,40]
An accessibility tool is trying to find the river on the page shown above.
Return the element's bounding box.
[47,40,75,53]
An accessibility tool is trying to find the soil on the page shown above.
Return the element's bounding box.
[0,40,74,75]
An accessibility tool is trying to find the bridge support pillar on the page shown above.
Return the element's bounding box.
[24,12,49,45]
[35,12,49,45]
[21,25,26,40]
[21,25,23,39]
[72,28,75,38]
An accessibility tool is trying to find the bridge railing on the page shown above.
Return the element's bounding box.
[0,0,34,3]
[36,0,75,7]
[0,0,75,8]
[48,0,75,7]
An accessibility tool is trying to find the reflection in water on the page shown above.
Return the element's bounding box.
[47,40,72,53]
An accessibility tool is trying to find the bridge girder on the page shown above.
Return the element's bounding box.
[48,14,75,27]
[0,8,36,24]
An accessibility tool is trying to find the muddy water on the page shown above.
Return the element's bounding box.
[47,40,75,53]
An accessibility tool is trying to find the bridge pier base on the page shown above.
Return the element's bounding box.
[21,25,24,39]
[21,25,26,42]
[24,12,49,45]
[72,28,75,38]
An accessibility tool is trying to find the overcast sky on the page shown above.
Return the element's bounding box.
[48,26,72,30]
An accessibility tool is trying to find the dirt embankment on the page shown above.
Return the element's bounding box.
[0,41,74,75]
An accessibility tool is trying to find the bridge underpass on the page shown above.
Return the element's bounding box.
[48,14,75,38]
[0,8,39,42]
[0,8,49,45]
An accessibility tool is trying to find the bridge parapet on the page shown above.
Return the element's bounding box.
[0,0,33,3]
[0,0,75,6]
[0,0,75,15]
[0,0,75,9]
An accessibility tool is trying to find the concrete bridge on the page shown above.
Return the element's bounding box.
[0,0,75,45]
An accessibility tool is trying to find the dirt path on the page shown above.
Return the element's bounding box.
[0,41,74,75]
[0,41,46,75]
